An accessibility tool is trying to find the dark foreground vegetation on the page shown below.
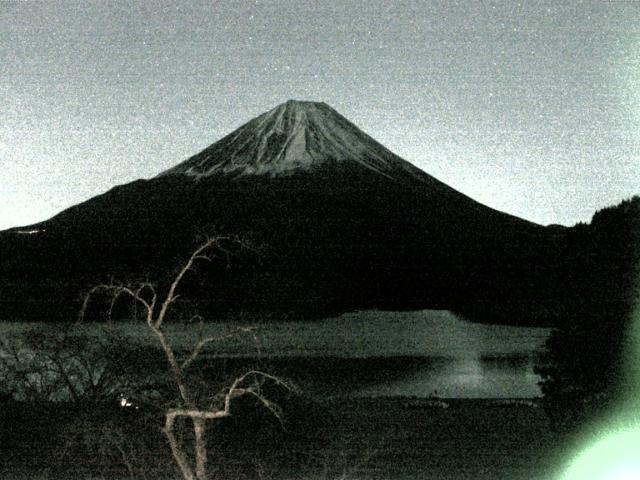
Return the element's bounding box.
[0,324,561,480]
[1,396,564,480]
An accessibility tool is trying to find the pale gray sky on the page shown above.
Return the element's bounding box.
[1,0,638,229]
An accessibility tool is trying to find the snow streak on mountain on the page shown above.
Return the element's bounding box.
[160,100,427,182]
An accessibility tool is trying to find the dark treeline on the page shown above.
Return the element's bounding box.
[535,196,640,429]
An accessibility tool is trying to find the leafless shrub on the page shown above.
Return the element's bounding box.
[0,326,159,403]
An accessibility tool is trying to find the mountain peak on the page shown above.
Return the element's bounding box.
[159,100,427,181]
[283,99,327,107]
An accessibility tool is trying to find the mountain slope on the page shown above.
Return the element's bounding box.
[160,100,428,182]
[0,101,564,325]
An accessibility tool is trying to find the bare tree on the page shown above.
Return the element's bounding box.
[79,235,292,480]
[0,326,151,403]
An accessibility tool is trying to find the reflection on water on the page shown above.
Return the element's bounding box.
[0,310,549,399]
[352,355,542,398]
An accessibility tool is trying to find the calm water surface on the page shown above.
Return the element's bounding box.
[0,310,549,398]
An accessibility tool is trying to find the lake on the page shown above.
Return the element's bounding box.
[0,310,549,399]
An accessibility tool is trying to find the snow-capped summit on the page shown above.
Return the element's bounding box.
[160,100,426,181]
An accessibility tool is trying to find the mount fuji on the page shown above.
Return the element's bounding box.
[0,101,566,325]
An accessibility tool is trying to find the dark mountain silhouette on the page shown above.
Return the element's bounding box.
[0,100,620,326]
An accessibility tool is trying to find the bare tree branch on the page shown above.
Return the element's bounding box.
[76,234,287,480]
[163,413,197,480]
[78,283,153,324]
[154,235,232,328]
